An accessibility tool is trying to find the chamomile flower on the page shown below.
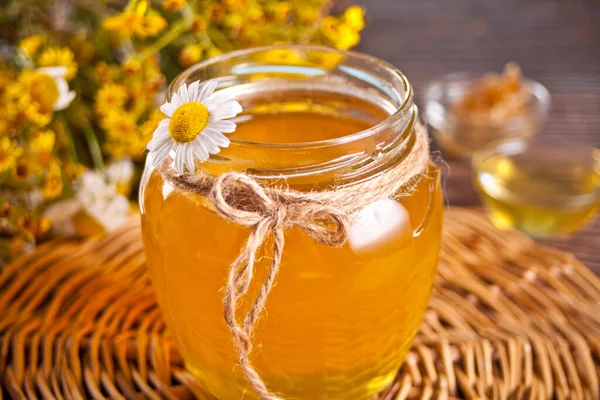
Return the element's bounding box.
[27,66,76,112]
[148,80,242,174]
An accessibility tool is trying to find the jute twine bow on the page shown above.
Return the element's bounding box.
[158,122,431,399]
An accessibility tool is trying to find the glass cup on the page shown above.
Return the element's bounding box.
[473,138,600,237]
[139,45,443,400]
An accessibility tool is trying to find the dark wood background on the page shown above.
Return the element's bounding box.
[356,0,600,272]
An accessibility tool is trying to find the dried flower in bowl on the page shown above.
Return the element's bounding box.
[424,63,550,160]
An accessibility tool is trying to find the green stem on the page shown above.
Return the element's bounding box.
[124,0,138,13]
[57,113,78,163]
[82,125,105,171]
[138,19,192,61]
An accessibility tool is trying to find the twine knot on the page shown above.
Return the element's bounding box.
[157,121,431,400]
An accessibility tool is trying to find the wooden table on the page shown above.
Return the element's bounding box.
[357,0,600,272]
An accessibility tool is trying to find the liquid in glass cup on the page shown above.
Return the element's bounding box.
[473,138,600,237]
[140,46,443,400]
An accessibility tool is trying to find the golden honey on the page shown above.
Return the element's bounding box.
[140,46,443,400]
[474,140,600,237]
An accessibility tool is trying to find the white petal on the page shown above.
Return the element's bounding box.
[198,80,218,103]
[198,134,221,154]
[147,134,170,151]
[173,150,185,174]
[157,118,170,130]
[152,127,170,142]
[183,143,196,171]
[203,128,230,147]
[191,137,209,161]
[204,91,236,110]
[55,77,69,94]
[170,92,183,108]
[147,121,171,149]
[207,119,236,134]
[187,80,200,102]
[54,91,75,111]
[177,83,190,103]
[160,102,177,117]
[209,101,243,121]
[37,66,67,78]
[150,142,172,167]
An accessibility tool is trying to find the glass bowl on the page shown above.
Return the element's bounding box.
[472,138,600,237]
[424,72,550,160]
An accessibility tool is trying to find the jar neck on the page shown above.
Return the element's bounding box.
[165,45,416,188]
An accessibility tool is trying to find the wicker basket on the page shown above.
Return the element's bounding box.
[1,208,599,399]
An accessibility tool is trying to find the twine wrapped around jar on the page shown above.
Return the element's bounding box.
[157,122,432,400]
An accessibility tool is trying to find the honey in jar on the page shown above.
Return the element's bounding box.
[140,46,443,399]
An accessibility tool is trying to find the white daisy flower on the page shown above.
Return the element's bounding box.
[36,66,76,111]
[147,80,242,174]
[45,167,132,237]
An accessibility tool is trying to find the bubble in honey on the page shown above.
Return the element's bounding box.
[162,180,174,200]
[348,198,412,255]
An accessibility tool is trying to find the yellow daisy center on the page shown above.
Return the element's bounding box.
[168,102,210,143]
[28,73,59,112]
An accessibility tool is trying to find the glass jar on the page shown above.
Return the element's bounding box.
[140,46,443,400]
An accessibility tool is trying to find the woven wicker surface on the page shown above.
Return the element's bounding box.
[1,207,599,400]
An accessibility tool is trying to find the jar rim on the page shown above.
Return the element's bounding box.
[169,45,414,151]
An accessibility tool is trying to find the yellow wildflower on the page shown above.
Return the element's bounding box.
[104,136,146,159]
[143,73,165,96]
[0,201,11,218]
[38,47,78,79]
[21,102,52,127]
[343,6,365,31]
[178,44,203,67]
[28,129,55,167]
[38,217,53,236]
[321,16,339,40]
[19,35,45,57]
[336,23,361,50]
[65,162,86,180]
[311,52,344,70]
[224,13,243,32]
[12,156,31,180]
[15,214,50,239]
[95,62,113,85]
[69,33,96,64]
[10,236,25,257]
[43,159,64,200]
[162,0,186,11]
[95,84,128,116]
[24,71,57,112]
[321,16,361,51]
[190,17,207,33]
[0,137,23,173]
[18,71,57,126]
[103,111,138,139]
[143,11,168,37]
[102,1,167,39]
[246,5,265,23]
[209,4,226,22]
[16,215,36,234]
[261,48,306,65]
[272,2,291,22]
[224,0,246,13]
[206,47,222,59]
[296,7,320,24]
[123,58,142,74]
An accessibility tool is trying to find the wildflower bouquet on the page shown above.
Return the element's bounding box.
[0,0,365,262]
